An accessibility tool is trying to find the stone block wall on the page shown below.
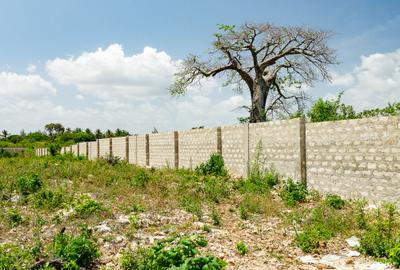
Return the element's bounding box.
[71,144,78,156]
[98,138,110,158]
[36,116,400,202]
[306,116,400,202]
[178,128,218,169]
[128,136,137,164]
[136,135,147,166]
[149,132,175,168]
[249,118,302,180]
[112,137,127,161]
[221,124,247,177]
[78,142,87,157]
[88,141,97,160]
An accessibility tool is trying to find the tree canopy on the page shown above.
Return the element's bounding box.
[170,23,337,122]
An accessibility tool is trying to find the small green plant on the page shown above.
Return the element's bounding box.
[72,195,105,218]
[16,173,42,196]
[236,241,248,255]
[120,235,226,270]
[389,243,400,268]
[280,178,308,207]
[354,199,368,230]
[239,205,249,220]
[202,176,230,203]
[211,207,222,226]
[51,224,100,268]
[131,203,145,213]
[180,193,203,220]
[359,203,398,259]
[324,194,346,209]
[195,153,228,177]
[8,208,22,227]
[30,189,67,209]
[0,243,35,269]
[238,194,268,220]
[100,154,121,166]
[131,169,151,188]
[202,224,211,232]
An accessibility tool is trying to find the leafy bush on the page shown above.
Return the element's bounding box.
[280,178,307,207]
[180,193,203,220]
[7,208,22,227]
[16,173,43,196]
[389,243,400,268]
[295,204,351,253]
[30,189,67,209]
[131,169,151,188]
[72,195,105,218]
[202,176,230,203]
[238,194,267,220]
[120,235,226,270]
[236,241,248,255]
[359,203,398,258]
[48,143,61,156]
[0,148,18,158]
[234,170,278,194]
[51,224,100,268]
[100,154,121,166]
[195,153,227,177]
[0,243,35,269]
[324,194,346,209]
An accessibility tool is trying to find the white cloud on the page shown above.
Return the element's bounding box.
[332,49,400,110]
[27,64,37,73]
[46,44,178,100]
[0,72,56,100]
[331,71,355,87]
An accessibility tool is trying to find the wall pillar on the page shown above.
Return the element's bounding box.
[109,137,113,157]
[145,134,150,166]
[96,139,100,159]
[217,127,222,154]
[174,131,179,168]
[299,117,307,185]
[125,136,129,162]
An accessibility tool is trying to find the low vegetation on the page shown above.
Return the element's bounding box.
[0,152,399,269]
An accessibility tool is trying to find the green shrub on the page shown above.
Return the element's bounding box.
[359,203,398,259]
[0,148,18,158]
[238,194,266,220]
[234,170,278,194]
[48,143,61,156]
[120,235,226,270]
[131,169,151,188]
[211,207,222,226]
[280,178,307,207]
[16,173,43,196]
[389,243,400,268]
[180,194,203,220]
[324,194,346,209]
[236,241,248,255]
[51,224,100,268]
[72,195,105,218]
[31,189,67,209]
[100,154,121,166]
[8,208,22,227]
[296,224,335,253]
[195,153,227,177]
[354,199,368,230]
[0,243,35,269]
[202,176,230,203]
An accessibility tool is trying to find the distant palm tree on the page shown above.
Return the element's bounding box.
[1,130,9,139]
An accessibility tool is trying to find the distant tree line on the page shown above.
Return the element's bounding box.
[0,124,130,148]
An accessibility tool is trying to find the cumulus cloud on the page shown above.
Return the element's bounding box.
[26,64,37,73]
[331,49,400,110]
[46,44,178,100]
[0,72,56,100]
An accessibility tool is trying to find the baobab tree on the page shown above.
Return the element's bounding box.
[170,23,337,122]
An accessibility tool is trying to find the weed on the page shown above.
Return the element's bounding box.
[16,173,42,196]
[51,224,100,268]
[8,208,22,227]
[131,169,151,188]
[100,154,121,166]
[236,241,248,255]
[280,178,307,207]
[131,203,145,213]
[211,207,222,226]
[0,243,35,269]
[354,199,368,230]
[202,224,211,232]
[120,235,226,269]
[72,195,105,218]
[195,153,228,177]
[389,243,400,267]
[180,193,203,220]
[203,176,230,203]
[30,189,67,209]
[324,194,346,209]
[238,193,270,220]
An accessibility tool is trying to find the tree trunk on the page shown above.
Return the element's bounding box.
[249,81,269,123]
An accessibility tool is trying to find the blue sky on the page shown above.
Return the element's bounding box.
[1,0,399,133]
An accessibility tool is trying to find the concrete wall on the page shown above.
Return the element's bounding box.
[249,118,302,180]
[179,128,218,169]
[88,141,97,160]
[98,138,110,158]
[78,142,87,157]
[306,116,400,202]
[149,132,175,168]
[35,116,400,202]
[71,144,78,156]
[112,137,127,161]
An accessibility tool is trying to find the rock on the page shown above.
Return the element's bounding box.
[299,255,318,264]
[368,262,389,270]
[345,250,360,257]
[115,235,124,243]
[95,223,112,233]
[346,236,360,248]
[10,195,21,203]
[320,254,341,264]
[117,215,130,225]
